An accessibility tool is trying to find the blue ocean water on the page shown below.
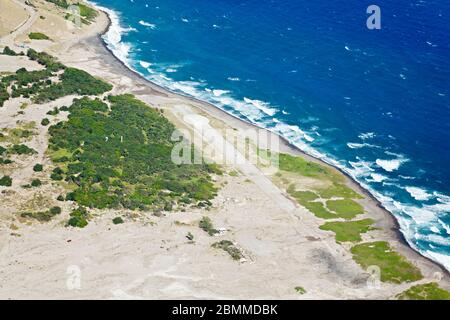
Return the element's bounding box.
[89,0,450,270]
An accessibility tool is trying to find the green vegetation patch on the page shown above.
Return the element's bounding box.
[279,153,365,219]
[287,185,363,220]
[326,199,364,220]
[48,94,218,211]
[26,49,64,71]
[1,49,110,106]
[28,32,50,40]
[279,153,342,182]
[34,67,113,103]
[350,241,423,284]
[62,2,98,25]
[31,179,42,187]
[0,126,35,144]
[212,240,243,261]
[396,282,450,300]
[319,219,375,243]
[0,82,8,107]
[303,201,337,219]
[67,207,89,228]
[8,144,37,155]
[278,153,364,200]
[316,183,363,200]
[77,3,98,21]
[287,187,317,203]
[2,46,19,56]
[0,158,13,165]
[295,286,307,295]
[0,175,12,187]
[199,216,219,236]
[45,0,69,8]
[112,217,124,224]
[21,206,62,222]
[33,164,43,172]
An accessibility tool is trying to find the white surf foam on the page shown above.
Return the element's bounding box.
[243,97,278,117]
[212,89,229,97]
[348,160,375,178]
[139,61,151,68]
[347,142,379,149]
[438,219,450,235]
[358,132,376,140]
[430,226,440,233]
[88,1,134,68]
[405,186,432,201]
[139,20,156,29]
[376,158,405,172]
[368,173,388,183]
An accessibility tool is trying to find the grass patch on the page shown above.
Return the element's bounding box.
[319,219,376,243]
[287,187,318,202]
[48,148,72,162]
[28,32,50,40]
[396,283,450,300]
[303,201,337,219]
[326,199,364,220]
[228,170,239,177]
[287,186,362,220]
[279,153,365,220]
[316,183,363,199]
[20,206,61,222]
[63,3,98,25]
[0,126,36,144]
[77,3,98,21]
[212,240,243,261]
[279,153,342,182]
[351,241,423,284]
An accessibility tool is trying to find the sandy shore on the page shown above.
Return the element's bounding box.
[0,0,448,299]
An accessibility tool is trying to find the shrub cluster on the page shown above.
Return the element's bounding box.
[0,175,12,186]
[67,207,89,228]
[48,95,218,212]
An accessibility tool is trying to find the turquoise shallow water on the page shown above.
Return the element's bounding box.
[89,0,450,270]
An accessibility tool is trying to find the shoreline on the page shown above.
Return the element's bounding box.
[91,6,450,277]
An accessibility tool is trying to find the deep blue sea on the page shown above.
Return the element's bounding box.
[89,0,450,270]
